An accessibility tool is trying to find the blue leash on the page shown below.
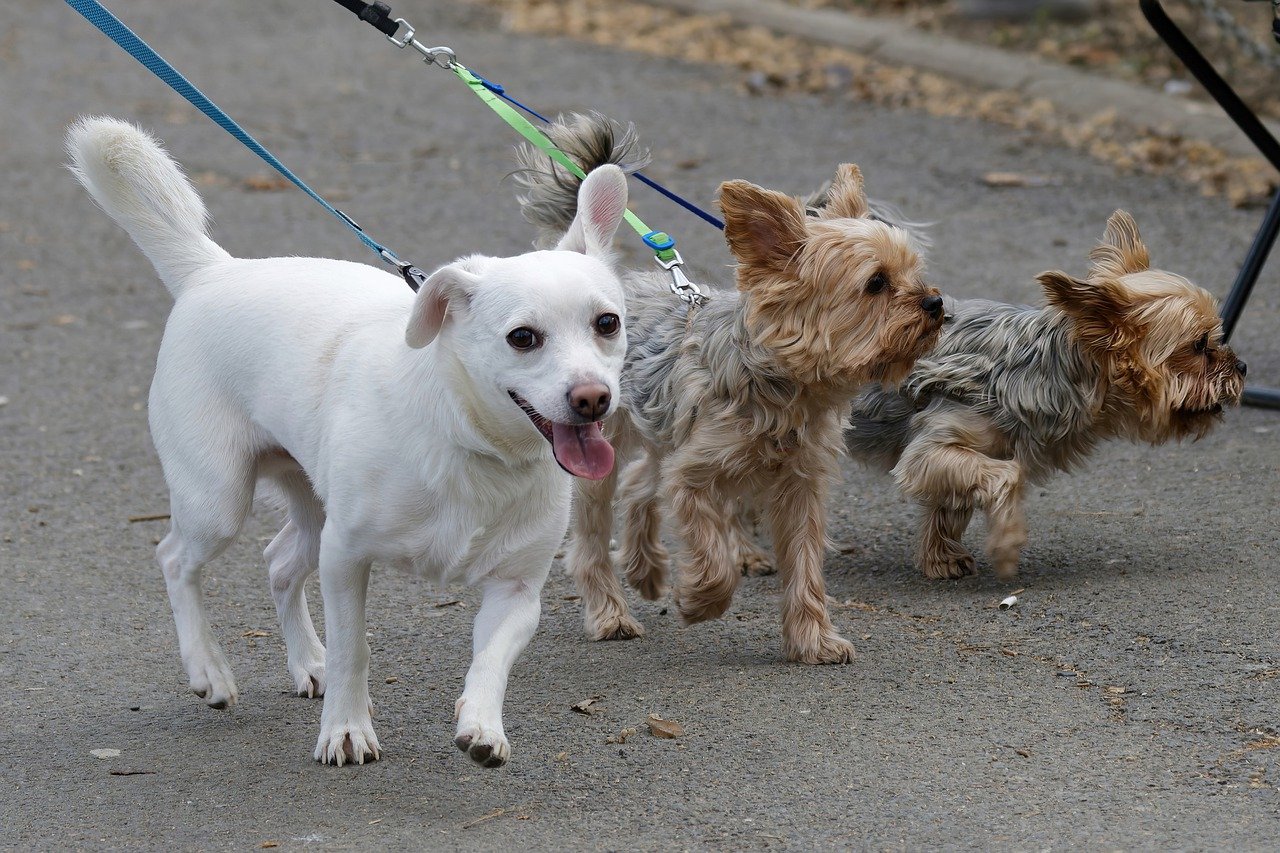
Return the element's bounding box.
[64,0,428,289]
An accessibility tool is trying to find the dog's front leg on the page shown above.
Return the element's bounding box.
[454,570,546,768]
[669,460,740,625]
[314,532,379,766]
[768,462,854,665]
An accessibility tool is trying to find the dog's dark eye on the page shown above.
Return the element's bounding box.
[595,313,621,337]
[506,327,541,351]
[866,272,889,294]
[1194,333,1209,354]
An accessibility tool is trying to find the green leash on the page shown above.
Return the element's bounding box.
[382,20,706,305]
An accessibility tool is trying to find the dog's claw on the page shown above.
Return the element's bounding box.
[314,719,380,766]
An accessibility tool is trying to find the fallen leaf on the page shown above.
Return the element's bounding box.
[434,599,463,608]
[605,727,638,744]
[647,714,684,739]
[571,696,604,715]
[385,676,398,684]
[982,171,1058,188]
[555,751,569,761]
[242,629,271,638]
[90,748,121,759]
[109,769,156,776]
[1105,686,1128,695]
[1014,748,1031,758]
[839,599,877,612]
[258,842,279,849]
[52,314,77,326]
[243,175,290,192]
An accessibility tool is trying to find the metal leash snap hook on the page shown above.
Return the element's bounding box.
[419,45,457,68]
[658,250,705,306]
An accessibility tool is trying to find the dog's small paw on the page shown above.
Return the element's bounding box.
[787,631,856,665]
[288,651,327,699]
[674,589,732,626]
[185,647,238,709]
[588,612,645,641]
[921,551,976,580]
[314,718,380,766]
[740,551,775,577]
[454,723,510,768]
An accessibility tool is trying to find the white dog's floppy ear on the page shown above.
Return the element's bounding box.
[555,164,628,257]
[405,264,480,349]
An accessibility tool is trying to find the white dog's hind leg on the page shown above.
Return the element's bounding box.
[264,473,327,698]
[454,572,546,768]
[157,494,250,709]
[314,531,379,766]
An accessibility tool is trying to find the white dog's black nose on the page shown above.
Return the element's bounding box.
[569,383,611,420]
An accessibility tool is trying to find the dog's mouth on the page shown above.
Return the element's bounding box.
[1177,402,1225,417]
[508,392,615,480]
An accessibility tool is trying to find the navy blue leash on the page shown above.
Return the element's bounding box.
[64,0,430,291]
[330,0,725,232]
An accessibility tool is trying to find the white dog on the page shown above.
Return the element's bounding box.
[67,117,629,767]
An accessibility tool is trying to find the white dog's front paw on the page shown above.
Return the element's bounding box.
[184,646,238,709]
[454,698,510,768]
[314,715,380,766]
[288,645,327,698]
[454,723,510,768]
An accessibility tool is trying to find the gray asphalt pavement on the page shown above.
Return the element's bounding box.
[3,1,1279,849]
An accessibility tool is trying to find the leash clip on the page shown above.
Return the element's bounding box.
[658,250,705,306]
[386,17,456,68]
[643,230,704,306]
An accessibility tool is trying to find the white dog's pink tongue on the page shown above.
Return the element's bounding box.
[551,422,615,480]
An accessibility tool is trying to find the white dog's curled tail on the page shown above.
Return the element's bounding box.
[66,116,230,296]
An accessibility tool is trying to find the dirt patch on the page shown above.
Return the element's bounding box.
[797,0,1280,121]
[480,0,1276,206]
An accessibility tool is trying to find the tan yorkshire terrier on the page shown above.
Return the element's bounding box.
[847,211,1246,580]
[514,114,944,663]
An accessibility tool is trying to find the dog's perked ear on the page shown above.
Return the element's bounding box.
[1038,270,1141,353]
[405,263,480,349]
[555,164,628,257]
[818,163,870,220]
[719,179,808,275]
[1089,210,1151,280]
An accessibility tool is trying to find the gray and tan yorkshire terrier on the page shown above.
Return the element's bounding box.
[514,114,945,663]
[846,211,1246,580]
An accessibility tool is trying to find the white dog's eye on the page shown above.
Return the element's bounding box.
[507,327,542,351]
[595,313,621,337]
[866,272,889,295]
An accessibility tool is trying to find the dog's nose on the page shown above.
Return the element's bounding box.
[921,295,944,318]
[569,382,611,420]
[1237,359,1248,377]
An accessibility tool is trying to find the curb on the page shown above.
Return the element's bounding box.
[645,0,1280,160]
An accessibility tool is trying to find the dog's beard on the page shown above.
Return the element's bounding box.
[509,392,615,479]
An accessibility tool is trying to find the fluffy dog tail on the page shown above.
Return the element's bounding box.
[846,388,916,470]
[66,116,230,297]
[512,112,651,248]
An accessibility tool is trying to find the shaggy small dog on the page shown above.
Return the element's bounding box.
[515,114,944,663]
[847,211,1246,580]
